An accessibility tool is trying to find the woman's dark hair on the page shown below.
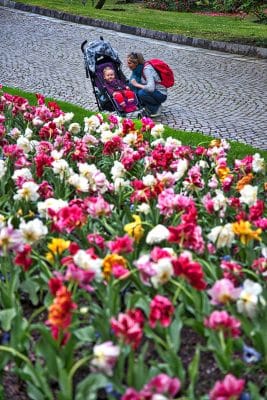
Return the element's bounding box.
[127,52,145,65]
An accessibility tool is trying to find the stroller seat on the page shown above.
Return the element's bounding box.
[81,37,145,118]
[95,61,139,113]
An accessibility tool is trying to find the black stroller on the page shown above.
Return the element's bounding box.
[81,37,145,118]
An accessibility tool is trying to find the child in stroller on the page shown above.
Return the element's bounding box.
[81,37,145,118]
[102,66,137,113]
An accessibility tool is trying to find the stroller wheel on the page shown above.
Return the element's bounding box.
[138,108,147,118]
[125,109,144,119]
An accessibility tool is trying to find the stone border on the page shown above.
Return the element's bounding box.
[1,0,267,58]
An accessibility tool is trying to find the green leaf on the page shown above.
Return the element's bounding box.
[75,373,109,400]
[0,194,10,207]
[35,337,58,378]
[21,362,53,400]
[167,350,185,383]
[30,323,59,352]
[169,314,183,352]
[0,352,10,370]
[73,326,95,342]
[21,364,43,390]
[0,286,15,309]
[247,382,265,399]
[187,345,200,399]
[20,279,40,305]
[133,297,149,315]
[26,382,46,400]
[133,343,149,389]
[57,358,72,400]
[126,292,149,314]
[60,336,76,371]
[10,271,20,295]
[0,308,16,331]
[10,314,29,352]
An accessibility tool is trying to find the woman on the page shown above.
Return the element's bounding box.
[127,52,167,117]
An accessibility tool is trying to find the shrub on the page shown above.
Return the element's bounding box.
[196,0,267,18]
[216,0,244,12]
[144,0,198,12]
[240,0,267,22]
[196,0,243,12]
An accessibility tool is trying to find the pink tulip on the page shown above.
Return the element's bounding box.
[149,295,174,328]
[110,309,144,350]
[207,278,241,305]
[209,373,245,400]
[204,310,241,338]
[144,373,181,396]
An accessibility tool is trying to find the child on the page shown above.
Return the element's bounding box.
[103,66,137,112]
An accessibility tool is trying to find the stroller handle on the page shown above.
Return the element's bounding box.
[81,40,88,54]
[81,36,104,54]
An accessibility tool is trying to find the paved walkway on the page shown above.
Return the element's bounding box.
[1,6,267,150]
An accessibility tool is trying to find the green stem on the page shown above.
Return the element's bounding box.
[171,279,194,303]
[148,329,169,350]
[68,281,78,297]
[111,269,138,288]
[100,218,116,235]
[1,255,10,292]
[28,305,46,325]
[127,350,134,386]
[218,330,226,353]
[196,258,218,281]
[141,221,155,229]
[0,345,31,365]
[241,268,259,280]
[31,251,53,278]
[172,285,181,304]
[68,355,92,382]
[169,210,183,226]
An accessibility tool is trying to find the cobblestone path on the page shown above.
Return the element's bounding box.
[1,6,266,149]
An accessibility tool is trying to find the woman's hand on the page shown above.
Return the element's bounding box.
[131,79,144,89]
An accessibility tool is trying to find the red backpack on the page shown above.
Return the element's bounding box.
[144,59,174,88]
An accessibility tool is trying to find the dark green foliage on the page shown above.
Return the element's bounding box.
[145,0,267,20]
[196,0,267,22]
[144,0,198,12]
[196,0,244,13]
[240,0,267,22]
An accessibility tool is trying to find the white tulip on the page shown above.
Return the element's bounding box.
[207,224,235,248]
[146,224,170,245]
[239,185,258,206]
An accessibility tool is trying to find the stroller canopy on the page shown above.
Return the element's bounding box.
[83,38,121,73]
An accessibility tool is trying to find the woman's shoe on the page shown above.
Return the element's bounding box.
[150,105,162,118]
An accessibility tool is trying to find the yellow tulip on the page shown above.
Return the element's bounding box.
[124,214,144,243]
[232,220,262,245]
[45,238,70,262]
[102,253,127,280]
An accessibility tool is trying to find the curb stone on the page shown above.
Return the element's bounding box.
[1,0,267,59]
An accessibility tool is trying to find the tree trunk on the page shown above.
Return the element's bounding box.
[95,0,106,9]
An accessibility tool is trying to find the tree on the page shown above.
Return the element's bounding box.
[94,0,106,9]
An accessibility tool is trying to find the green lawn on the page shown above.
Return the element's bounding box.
[3,85,267,163]
[14,0,267,47]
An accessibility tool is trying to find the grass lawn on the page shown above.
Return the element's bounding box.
[14,0,267,47]
[3,85,267,164]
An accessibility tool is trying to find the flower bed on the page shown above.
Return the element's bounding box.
[0,87,266,399]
